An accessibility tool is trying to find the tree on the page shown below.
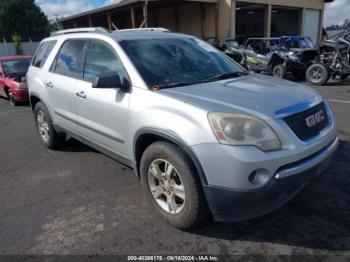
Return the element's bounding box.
[12,33,23,54]
[0,0,51,41]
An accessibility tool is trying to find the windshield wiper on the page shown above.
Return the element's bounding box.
[151,72,248,90]
[151,82,194,90]
[151,79,213,90]
[208,71,248,81]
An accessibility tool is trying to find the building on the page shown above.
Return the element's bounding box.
[59,0,333,44]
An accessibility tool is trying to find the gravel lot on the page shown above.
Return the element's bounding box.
[0,80,350,256]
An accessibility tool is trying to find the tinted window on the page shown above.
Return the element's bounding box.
[120,38,244,88]
[53,40,86,78]
[32,40,57,68]
[83,40,127,82]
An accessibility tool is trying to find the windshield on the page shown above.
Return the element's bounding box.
[2,58,31,77]
[120,38,245,88]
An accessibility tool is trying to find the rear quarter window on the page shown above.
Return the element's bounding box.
[32,40,57,68]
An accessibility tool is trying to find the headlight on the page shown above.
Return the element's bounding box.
[208,112,282,151]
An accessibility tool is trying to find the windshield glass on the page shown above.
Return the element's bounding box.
[120,38,245,88]
[2,58,31,76]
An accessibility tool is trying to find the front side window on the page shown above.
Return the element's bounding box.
[120,37,244,88]
[2,58,32,77]
[83,40,128,82]
[53,39,86,78]
[32,40,57,68]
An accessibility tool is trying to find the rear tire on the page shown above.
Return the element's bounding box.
[140,141,208,229]
[306,63,330,85]
[34,102,66,149]
[273,64,286,79]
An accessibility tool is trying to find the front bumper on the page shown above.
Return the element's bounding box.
[11,88,29,102]
[201,137,338,222]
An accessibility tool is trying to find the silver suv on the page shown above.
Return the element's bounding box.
[27,28,338,229]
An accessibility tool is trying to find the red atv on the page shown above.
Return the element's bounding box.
[0,55,32,106]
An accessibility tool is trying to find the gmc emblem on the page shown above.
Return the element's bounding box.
[305,110,325,128]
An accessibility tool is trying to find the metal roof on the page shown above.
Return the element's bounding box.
[59,0,157,22]
[59,0,334,23]
[59,0,219,22]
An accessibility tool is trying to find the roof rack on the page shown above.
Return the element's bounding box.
[115,28,170,33]
[51,27,109,36]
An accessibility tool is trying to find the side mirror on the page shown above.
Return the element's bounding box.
[92,72,131,92]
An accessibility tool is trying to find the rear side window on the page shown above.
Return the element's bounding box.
[52,39,86,78]
[32,40,57,68]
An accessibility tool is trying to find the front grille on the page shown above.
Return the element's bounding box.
[284,102,329,141]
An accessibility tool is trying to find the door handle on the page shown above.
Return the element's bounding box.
[46,82,53,88]
[76,91,87,99]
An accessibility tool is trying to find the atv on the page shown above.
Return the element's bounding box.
[220,38,246,64]
[240,37,319,80]
[307,30,350,85]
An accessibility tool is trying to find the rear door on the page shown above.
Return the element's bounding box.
[75,39,131,154]
[45,39,87,133]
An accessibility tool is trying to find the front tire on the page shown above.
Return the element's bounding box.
[34,102,66,149]
[7,90,17,106]
[306,63,330,85]
[140,141,208,229]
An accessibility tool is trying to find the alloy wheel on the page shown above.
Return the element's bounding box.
[36,111,50,142]
[148,159,186,214]
[310,67,323,81]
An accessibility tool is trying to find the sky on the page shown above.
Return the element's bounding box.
[34,0,121,19]
[324,0,350,26]
[36,0,349,27]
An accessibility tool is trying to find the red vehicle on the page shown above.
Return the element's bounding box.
[0,55,32,106]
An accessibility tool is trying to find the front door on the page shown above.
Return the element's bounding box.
[76,39,131,155]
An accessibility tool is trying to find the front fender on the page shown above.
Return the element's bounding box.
[133,127,208,185]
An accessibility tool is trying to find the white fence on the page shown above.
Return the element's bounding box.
[0,40,40,56]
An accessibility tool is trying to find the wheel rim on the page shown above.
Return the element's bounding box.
[310,67,324,82]
[274,67,283,78]
[148,159,185,214]
[36,111,50,142]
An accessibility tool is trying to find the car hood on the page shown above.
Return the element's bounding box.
[160,74,321,120]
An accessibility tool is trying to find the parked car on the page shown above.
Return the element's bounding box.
[27,28,338,229]
[240,37,319,80]
[0,55,32,105]
[307,30,350,85]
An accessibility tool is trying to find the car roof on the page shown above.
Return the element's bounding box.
[112,30,192,41]
[0,55,32,61]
